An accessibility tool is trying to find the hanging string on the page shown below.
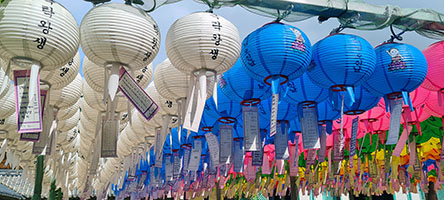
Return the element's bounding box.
[385,24,407,43]
[319,0,349,23]
[274,4,294,22]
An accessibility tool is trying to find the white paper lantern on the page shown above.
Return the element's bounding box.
[0,113,17,132]
[49,74,82,109]
[0,0,79,70]
[39,52,81,90]
[0,62,9,99]
[56,109,79,132]
[56,98,80,121]
[146,82,178,117]
[82,82,127,112]
[0,86,15,119]
[83,56,153,92]
[154,59,189,100]
[80,3,160,70]
[79,98,100,120]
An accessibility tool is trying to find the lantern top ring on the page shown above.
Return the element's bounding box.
[218,117,236,124]
[264,75,288,86]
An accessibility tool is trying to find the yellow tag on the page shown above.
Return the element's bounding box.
[391,156,400,178]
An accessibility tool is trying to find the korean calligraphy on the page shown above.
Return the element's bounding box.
[34,0,55,50]
[209,14,222,60]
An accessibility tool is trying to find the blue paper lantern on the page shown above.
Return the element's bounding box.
[329,86,381,115]
[362,42,427,110]
[317,100,340,134]
[219,60,272,105]
[259,97,298,122]
[204,86,242,124]
[283,73,329,106]
[307,34,376,105]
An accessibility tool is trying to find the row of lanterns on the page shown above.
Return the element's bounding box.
[0,0,443,199]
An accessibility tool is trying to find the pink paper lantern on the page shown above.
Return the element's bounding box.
[422,41,444,97]
[425,91,444,117]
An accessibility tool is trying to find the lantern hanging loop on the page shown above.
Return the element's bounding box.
[202,0,217,13]
[330,24,346,35]
[386,24,407,43]
[274,4,294,22]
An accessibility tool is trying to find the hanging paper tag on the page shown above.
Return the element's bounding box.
[243,106,261,151]
[233,140,244,172]
[208,156,217,175]
[14,70,43,133]
[173,152,181,179]
[300,106,320,149]
[307,149,317,166]
[369,156,377,178]
[270,93,279,136]
[205,132,220,166]
[219,125,233,164]
[45,128,55,155]
[261,153,271,174]
[188,139,202,172]
[274,121,289,160]
[101,113,119,157]
[165,155,173,182]
[184,72,209,133]
[252,150,263,166]
[155,129,163,168]
[32,104,53,155]
[89,131,101,175]
[349,117,359,157]
[182,147,191,173]
[392,126,411,157]
[20,90,47,141]
[119,67,158,121]
[333,131,344,162]
[318,127,327,162]
[290,135,300,177]
[386,98,403,145]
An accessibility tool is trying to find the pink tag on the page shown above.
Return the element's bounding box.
[289,144,298,176]
[261,153,271,174]
[392,126,412,157]
[276,159,285,175]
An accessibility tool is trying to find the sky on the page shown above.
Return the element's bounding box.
[56,0,443,77]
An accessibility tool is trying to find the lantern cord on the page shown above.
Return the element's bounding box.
[386,24,407,43]
[145,0,157,12]
[318,0,349,23]
[330,24,346,35]
[274,4,294,22]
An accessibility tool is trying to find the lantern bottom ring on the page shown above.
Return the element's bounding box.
[11,57,41,69]
[345,110,365,115]
[318,120,326,125]
[440,88,444,94]
[201,127,213,132]
[263,75,288,86]
[330,85,352,92]
[240,99,261,106]
[233,137,243,141]
[387,92,403,100]
[360,118,378,123]
[300,101,317,108]
[218,117,236,124]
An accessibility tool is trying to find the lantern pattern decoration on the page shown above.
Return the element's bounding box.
[0,0,79,104]
[241,22,312,136]
[166,12,241,132]
[37,52,81,90]
[219,59,272,151]
[307,34,376,112]
[362,42,427,144]
[422,41,444,104]
[283,72,328,149]
[80,2,160,108]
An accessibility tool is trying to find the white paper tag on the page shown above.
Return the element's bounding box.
[182,147,191,173]
[205,132,220,166]
[349,117,359,156]
[252,150,263,166]
[219,125,233,164]
[274,121,289,160]
[101,113,119,157]
[89,131,101,175]
[270,93,279,136]
[183,72,209,133]
[243,106,261,151]
[119,67,158,121]
[14,70,43,133]
[155,129,163,168]
[300,106,320,149]
[165,155,173,182]
[188,139,202,172]
[233,140,244,172]
[386,98,403,145]
[21,90,47,142]
[173,152,181,179]
[318,126,327,162]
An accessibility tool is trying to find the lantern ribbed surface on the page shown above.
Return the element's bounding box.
[153,59,189,100]
[0,63,9,99]
[79,112,96,133]
[56,98,80,121]
[329,86,381,115]
[0,86,15,118]
[79,98,100,120]
[259,97,298,121]
[82,82,127,112]
[425,92,444,117]
[56,110,79,132]
[317,101,340,122]
[80,3,160,70]
[363,43,427,96]
[408,86,430,108]
[146,83,177,116]
[241,22,312,82]
[39,52,80,90]
[49,74,82,109]
[283,73,328,106]
[83,56,153,92]
[0,0,79,69]
[422,41,444,92]
[0,113,17,132]
[308,34,376,89]
[204,86,242,120]
[219,60,272,103]
[166,12,241,74]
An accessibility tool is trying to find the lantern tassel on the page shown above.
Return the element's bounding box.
[402,91,414,111]
[438,91,443,107]
[345,86,355,106]
[269,76,281,136]
[107,63,120,102]
[29,63,40,103]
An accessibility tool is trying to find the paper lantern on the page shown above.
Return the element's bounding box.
[330,86,381,115]
[56,110,79,132]
[308,34,376,107]
[0,86,15,119]
[422,41,444,99]
[56,98,80,121]
[362,42,427,109]
[0,113,17,132]
[205,86,242,124]
[425,92,444,117]
[166,12,241,132]
[38,52,80,90]
[145,82,178,126]
[241,22,311,135]
[0,63,9,99]
[83,56,153,92]
[49,74,82,109]
[82,82,127,113]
